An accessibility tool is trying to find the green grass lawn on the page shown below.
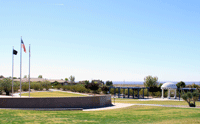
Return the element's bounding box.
[1,92,200,123]
[0,106,199,124]
[112,98,200,106]
[21,91,87,97]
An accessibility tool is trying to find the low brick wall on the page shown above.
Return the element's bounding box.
[0,95,112,109]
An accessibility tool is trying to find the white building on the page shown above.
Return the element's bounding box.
[161,82,177,99]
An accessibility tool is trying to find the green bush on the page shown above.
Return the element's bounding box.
[52,81,59,86]
[110,88,119,94]
[62,85,68,91]
[56,84,62,90]
[61,84,91,93]
[22,82,29,91]
[87,82,100,94]
[33,83,40,91]
[182,91,199,107]
[39,84,44,91]
[101,86,109,94]
[13,81,20,92]
[41,80,51,91]
[0,80,3,94]
[1,78,12,95]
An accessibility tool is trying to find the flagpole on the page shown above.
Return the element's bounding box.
[20,36,22,98]
[29,44,30,98]
[12,46,14,97]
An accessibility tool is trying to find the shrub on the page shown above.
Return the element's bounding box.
[87,82,99,94]
[52,81,59,86]
[101,86,109,94]
[0,80,3,94]
[22,82,29,91]
[13,82,20,92]
[182,91,199,107]
[33,83,40,91]
[109,88,119,94]
[62,84,91,93]
[84,80,89,86]
[1,78,12,95]
[62,85,68,91]
[39,84,44,91]
[96,88,101,94]
[42,80,51,91]
[56,84,62,90]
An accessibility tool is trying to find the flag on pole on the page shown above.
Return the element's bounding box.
[21,38,26,53]
[13,49,18,55]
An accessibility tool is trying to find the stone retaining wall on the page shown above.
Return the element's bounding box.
[0,95,112,109]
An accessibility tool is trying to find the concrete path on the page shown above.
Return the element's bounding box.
[83,103,134,111]
[138,98,184,101]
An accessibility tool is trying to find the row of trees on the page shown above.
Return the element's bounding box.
[0,78,52,95]
[0,78,112,95]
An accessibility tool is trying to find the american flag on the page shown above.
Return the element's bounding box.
[21,38,26,53]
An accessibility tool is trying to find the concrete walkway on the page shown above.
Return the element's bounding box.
[83,103,134,111]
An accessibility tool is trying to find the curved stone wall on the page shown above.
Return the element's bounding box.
[0,95,112,109]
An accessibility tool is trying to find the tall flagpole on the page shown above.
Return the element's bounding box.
[20,36,22,98]
[29,44,30,97]
[12,46,14,97]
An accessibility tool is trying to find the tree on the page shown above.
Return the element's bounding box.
[1,78,12,95]
[69,75,75,83]
[182,90,199,107]
[101,86,109,94]
[106,81,113,86]
[176,81,186,88]
[38,75,43,78]
[144,75,158,87]
[87,82,99,94]
[23,75,27,78]
[65,78,69,82]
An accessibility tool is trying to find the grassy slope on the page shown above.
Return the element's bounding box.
[0,106,199,124]
[21,91,87,97]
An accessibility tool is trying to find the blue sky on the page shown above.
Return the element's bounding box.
[0,0,200,82]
